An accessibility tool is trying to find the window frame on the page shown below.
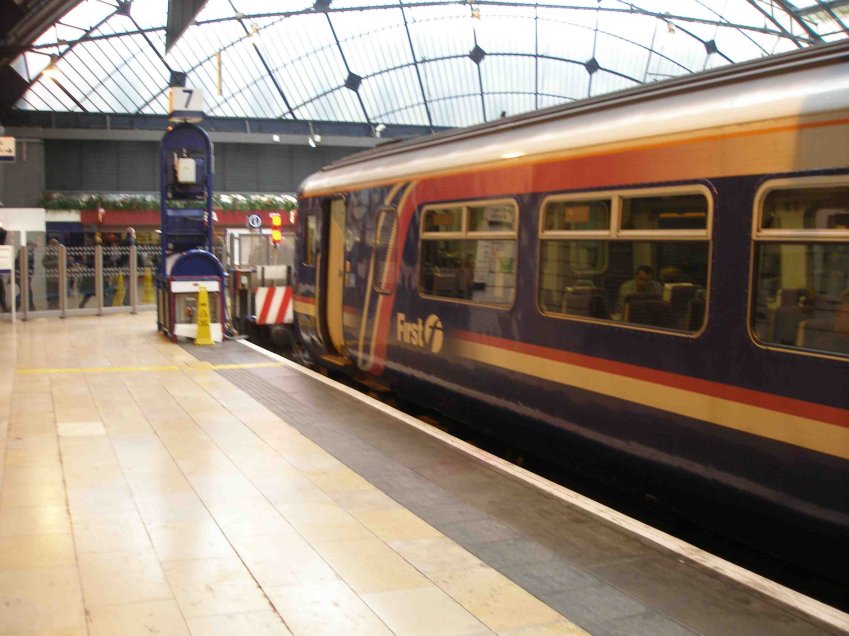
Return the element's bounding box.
[748,175,849,360]
[418,197,519,308]
[373,206,399,295]
[303,213,319,267]
[537,183,713,336]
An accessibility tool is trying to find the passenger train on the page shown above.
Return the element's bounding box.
[293,41,849,583]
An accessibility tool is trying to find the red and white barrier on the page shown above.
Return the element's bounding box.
[255,286,294,325]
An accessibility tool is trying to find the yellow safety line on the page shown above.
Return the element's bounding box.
[16,361,283,375]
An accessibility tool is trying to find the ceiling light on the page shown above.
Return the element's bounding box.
[373,123,386,138]
[248,24,261,42]
[308,136,316,148]
[272,134,280,142]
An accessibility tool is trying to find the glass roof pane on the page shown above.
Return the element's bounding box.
[538,58,589,100]
[590,69,638,97]
[484,93,536,122]
[278,51,348,110]
[406,5,473,61]
[335,10,412,78]
[296,89,365,122]
[8,1,847,128]
[361,66,423,125]
[197,0,246,22]
[167,20,244,75]
[130,0,168,29]
[379,103,429,126]
[537,12,596,64]
[482,56,534,95]
[475,6,536,55]
[421,58,478,102]
[430,95,483,128]
[594,33,648,82]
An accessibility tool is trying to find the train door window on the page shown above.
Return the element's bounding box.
[751,178,849,357]
[304,215,318,266]
[374,207,398,294]
[539,187,711,333]
[420,199,518,307]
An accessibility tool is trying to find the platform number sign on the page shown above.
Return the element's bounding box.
[168,87,204,122]
[247,214,263,229]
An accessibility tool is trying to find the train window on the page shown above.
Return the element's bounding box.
[539,187,711,333]
[752,179,849,357]
[761,185,849,230]
[423,206,463,233]
[374,208,398,294]
[543,199,610,232]
[304,215,318,266]
[420,199,517,306]
[621,194,708,231]
[468,203,516,233]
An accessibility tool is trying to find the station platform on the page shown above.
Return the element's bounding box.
[1,314,847,635]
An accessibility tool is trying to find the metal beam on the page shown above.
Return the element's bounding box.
[324,11,372,125]
[796,0,849,16]
[229,6,296,119]
[771,0,823,42]
[398,2,434,131]
[812,0,849,35]
[165,0,208,54]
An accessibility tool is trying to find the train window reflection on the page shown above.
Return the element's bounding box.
[374,208,398,294]
[468,203,516,233]
[304,215,318,266]
[539,240,708,330]
[621,194,708,231]
[761,186,849,230]
[539,187,710,333]
[420,199,518,307]
[423,207,463,233]
[543,200,610,232]
[753,180,849,357]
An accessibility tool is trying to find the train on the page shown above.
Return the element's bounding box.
[292,41,849,585]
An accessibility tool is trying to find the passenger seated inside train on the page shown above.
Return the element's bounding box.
[614,265,663,319]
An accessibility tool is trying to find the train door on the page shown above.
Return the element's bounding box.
[323,198,347,356]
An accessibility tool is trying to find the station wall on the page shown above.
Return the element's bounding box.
[0,138,356,208]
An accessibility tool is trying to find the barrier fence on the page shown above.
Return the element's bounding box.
[0,244,160,320]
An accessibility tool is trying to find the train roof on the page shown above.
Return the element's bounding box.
[299,40,849,196]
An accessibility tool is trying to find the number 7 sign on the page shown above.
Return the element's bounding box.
[168,87,205,122]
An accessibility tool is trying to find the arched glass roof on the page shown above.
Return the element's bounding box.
[10,1,849,130]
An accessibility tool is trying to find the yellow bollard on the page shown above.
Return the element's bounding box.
[111,272,125,306]
[141,267,155,304]
[194,285,214,346]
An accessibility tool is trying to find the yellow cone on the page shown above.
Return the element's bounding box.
[194,285,214,346]
[141,267,155,304]
[111,272,125,306]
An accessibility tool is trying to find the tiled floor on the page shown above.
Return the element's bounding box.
[0,314,586,635]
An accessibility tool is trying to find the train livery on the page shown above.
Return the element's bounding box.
[293,42,849,582]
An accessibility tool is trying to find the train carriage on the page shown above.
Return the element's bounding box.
[293,41,849,583]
